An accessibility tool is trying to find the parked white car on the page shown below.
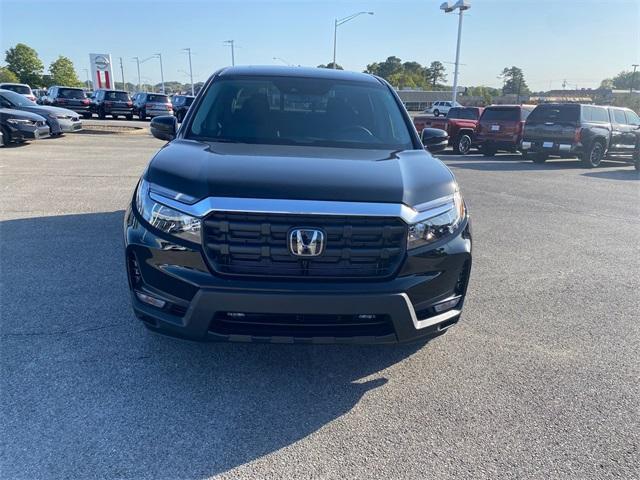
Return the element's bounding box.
[423,101,462,117]
[0,83,36,102]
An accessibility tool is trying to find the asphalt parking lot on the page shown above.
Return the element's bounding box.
[1,132,639,479]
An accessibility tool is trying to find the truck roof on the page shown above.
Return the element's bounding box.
[218,65,380,84]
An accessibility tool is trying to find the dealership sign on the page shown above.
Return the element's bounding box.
[89,53,114,89]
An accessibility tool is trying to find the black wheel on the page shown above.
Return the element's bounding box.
[582,140,604,168]
[139,110,146,121]
[82,112,92,119]
[532,152,547,164]
[126,114,133,120]
[98,108,106,120]
[433,109,440,117]
[1,126,10,146]
[112,114,119,119]
[453,134,472,155]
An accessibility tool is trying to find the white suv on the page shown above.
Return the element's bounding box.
[424,101,462,117]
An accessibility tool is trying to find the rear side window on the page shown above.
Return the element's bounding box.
[447,107,479,120]
[184,97,194,106]
[582,106,609,123]
[1,84,31,95]
[58,88,86,99]
[481,108,519,122]
[625,110,640,126]
[611,109,626,124]
[147,94,169,103]
[528,104,580,123]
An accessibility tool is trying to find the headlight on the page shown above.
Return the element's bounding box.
[6,118,35,126]
[407,190,465,249]
[135,179,201,243]
[50,113,71,119]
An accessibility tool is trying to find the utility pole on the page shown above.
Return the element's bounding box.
[132,57,141,92]
[83,68,89,89]
[119,57,125,91]
[441,1,471,104]
[183,48,194,95]
[224,40,235,66]
[631,64,639,93]
[155,53,165,94]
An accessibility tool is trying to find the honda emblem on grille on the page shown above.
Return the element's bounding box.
[289,228,325,257]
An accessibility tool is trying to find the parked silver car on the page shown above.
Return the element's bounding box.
[0,89,82,135]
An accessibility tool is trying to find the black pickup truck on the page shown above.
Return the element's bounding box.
[521,103,640,169]
[124,66,472,344]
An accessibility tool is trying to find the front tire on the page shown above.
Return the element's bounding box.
[582,140,605,168]
[433,109,440,117]
[453,134,472,155]
[1,126,10,146]
[112,114,119,119]
[82,112,92,119]
[126,114,133,120]
[139,110,146,121]
[98,108,106,120]
[482,146,496,157]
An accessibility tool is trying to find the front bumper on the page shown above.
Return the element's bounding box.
[17,124,50,140]
[124,206,472,344]
[58,118,83,133]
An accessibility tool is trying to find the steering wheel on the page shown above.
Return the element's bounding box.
[340,125,374,137]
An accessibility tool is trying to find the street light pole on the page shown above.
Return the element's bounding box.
[119,57,125,91]
[631,64,639,94]
[132,57,141,92]
[441,1,471,104]
[183,48,194,95]
[83,69,89,89]
[155,53,165,93]
[224,40,235,66]
[332,11,374,69]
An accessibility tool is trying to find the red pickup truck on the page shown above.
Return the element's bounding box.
[413,107,483,154]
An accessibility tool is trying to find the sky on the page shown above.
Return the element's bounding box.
[1,0,639,91]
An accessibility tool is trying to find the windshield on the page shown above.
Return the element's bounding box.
[1,84,31,95]
[481,108,519,122]
[188,76,413,150]
[447,107,479,120]
[105,91,130,101]
[58,88,86,99]
[147,94,169,103]
[0,89,36,107]
[527,104,580,123]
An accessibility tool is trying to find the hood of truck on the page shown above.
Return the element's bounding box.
[145,139,458,207]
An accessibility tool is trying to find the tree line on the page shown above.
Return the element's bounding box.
[1,43,637,101]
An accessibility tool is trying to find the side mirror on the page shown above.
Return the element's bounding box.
[150,115,177,141]
[421,127,449,153]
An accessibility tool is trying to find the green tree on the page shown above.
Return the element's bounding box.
[317,62,343,70]
[0,66,19,83]
[365,56,403,79]
[4,43,44,86]
[425,61,447,89]
[610,70,638,90]
[499,66,530,95]
[49,56,82,87]
[599,78,614,90]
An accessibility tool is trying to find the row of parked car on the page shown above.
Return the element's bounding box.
[0,85,85,147]
[413,102,640,169]
[1,82,196,122]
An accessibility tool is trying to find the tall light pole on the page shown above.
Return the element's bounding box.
[440,1,470,104]
[139,55,163,92]
[223,40,235,66]
[83,68,90,90]
[132,57,141,92]
[154,53,165,93]
[631,64,639,93]
[333,11,373,69]
[119,57,125,91]
[183,48,194,95]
